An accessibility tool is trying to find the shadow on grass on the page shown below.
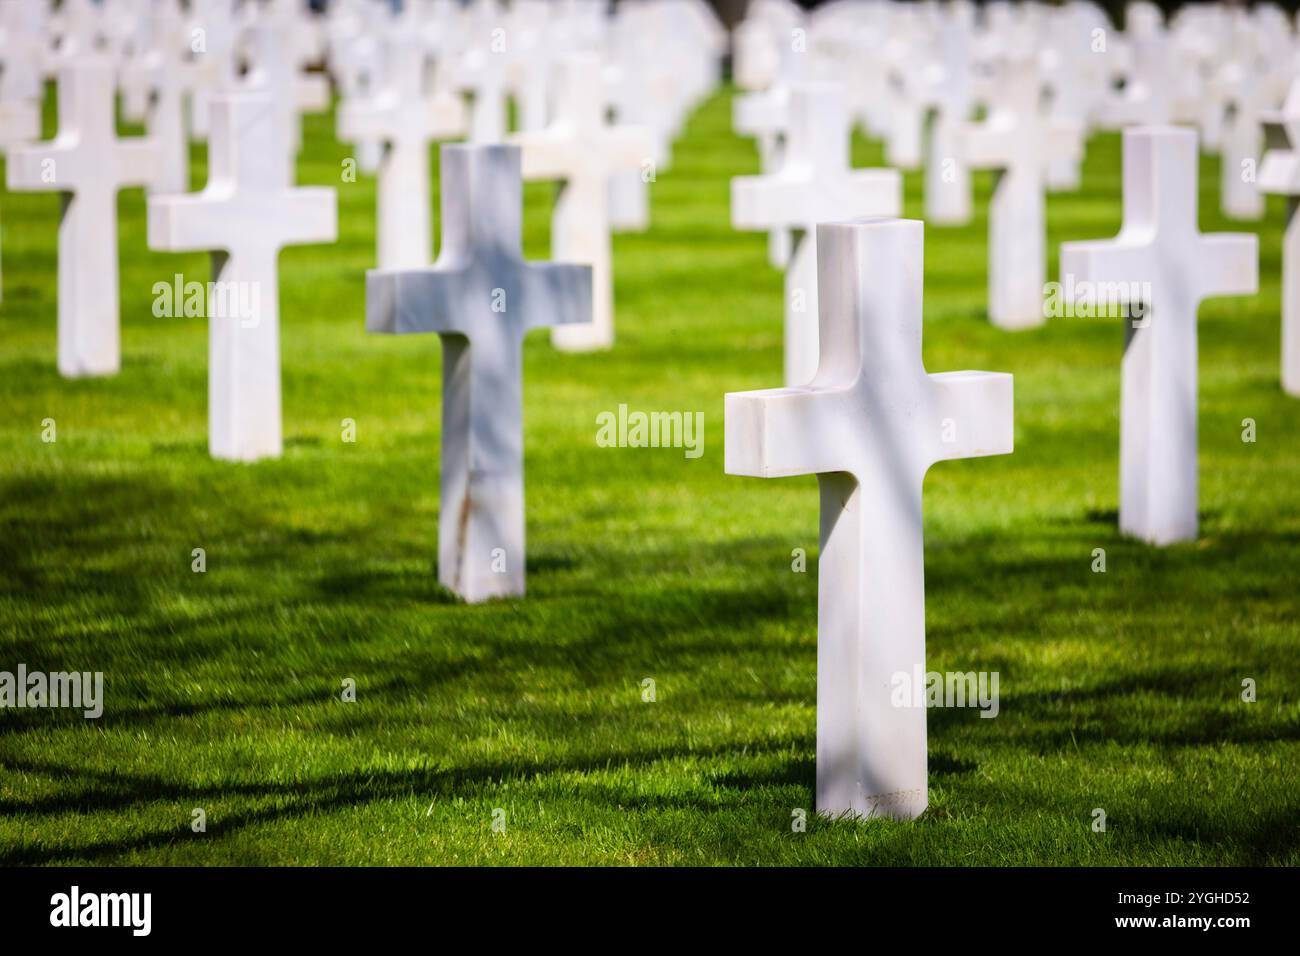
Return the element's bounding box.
[2,473,1298,863]
[0,737,807,864]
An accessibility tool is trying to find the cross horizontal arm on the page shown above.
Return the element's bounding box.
[926,371,1014,465]
[1059,237,1154,293]
[366,268,470,336]
[1258,143,1300,195]
[514,132,581,181]
[1194,233,1259,301]
[116,139,163,189]
[149,188,336,253]
[724,385,853,478]
[336,99,397,143]
[733,170,901,232]
[960,123,1018,170]
[520,261,594,332]
[603,126,656,170]
[297,74,330,112]
[6,140,76,191]
[1049,119,1084,164]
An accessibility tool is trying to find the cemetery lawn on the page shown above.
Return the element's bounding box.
[1,87,1298,868]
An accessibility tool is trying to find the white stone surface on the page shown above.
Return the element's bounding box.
[725,217,1014,820]
[1061,126,1258,545]
[366,144,593,603]
[241,8,329,186]
[454,45,510,144]
[732,83,901,386]
[512,53,652,352]
[1258,79,1300,396]
[962,57,1082,330]
[1215,62,1267,221]
[148,93,337,462]
[0,40,40,307]
[7,57,160,378]
[119,4,189,196]
[338,34,465,269]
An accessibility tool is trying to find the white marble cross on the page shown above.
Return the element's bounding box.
[147,92,337,462]
[921,8,975,226]
[962,58,1082,330]
[338,35,465,269]
[1060,126,1257,545]
[732,82,901,386]
[119,5,190,196]
[725,217,1014,820]
[241,11,329,186]
[0,89,38,307]
[7,57,160,378]
[183,0,240,140]
[1215,62,1268,221]
[511,53,652,352]
[1098,31,1173,129]
[454,45,510,144]
[1258,79,1300,396]
[366,144,593,603]
[733,83,793,268]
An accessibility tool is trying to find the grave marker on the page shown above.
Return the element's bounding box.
[511,53,651,351]
[725,217,1014,819]
[1060,126,1257,545]
[338,35,465,269]
[148,93,337,461]
[7,58,160,377]
[366,144,592,602]
[733,82,901,385]
[1258,80,1300,395]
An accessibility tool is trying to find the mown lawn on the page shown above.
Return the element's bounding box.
[0,83,1297,865]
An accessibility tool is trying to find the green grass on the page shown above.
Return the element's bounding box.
[1,85,1297,866]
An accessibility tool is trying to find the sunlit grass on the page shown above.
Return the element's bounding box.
[0,86,1296,865]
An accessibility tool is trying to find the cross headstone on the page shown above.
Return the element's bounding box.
[119,5,190,196]
[1215,61,1268,221]
[147,92,337,461]
[366,144,593,603]
[183,0,240,140]
[338,34,465,269]
[733,83,793,268]
[241,9,329,186]
[454,43,510,144]
[1258,78,1300,396]
[0,83,38,307]
[511,52,652,352]
[1060,126,1257,545]
[6,57,160,377]
[962,57,1082,330]
[331,29,385,172]
[1098,30,1173,129]
[920,6,975,226]
[732,82,901,386]
[725,217,1014,820]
